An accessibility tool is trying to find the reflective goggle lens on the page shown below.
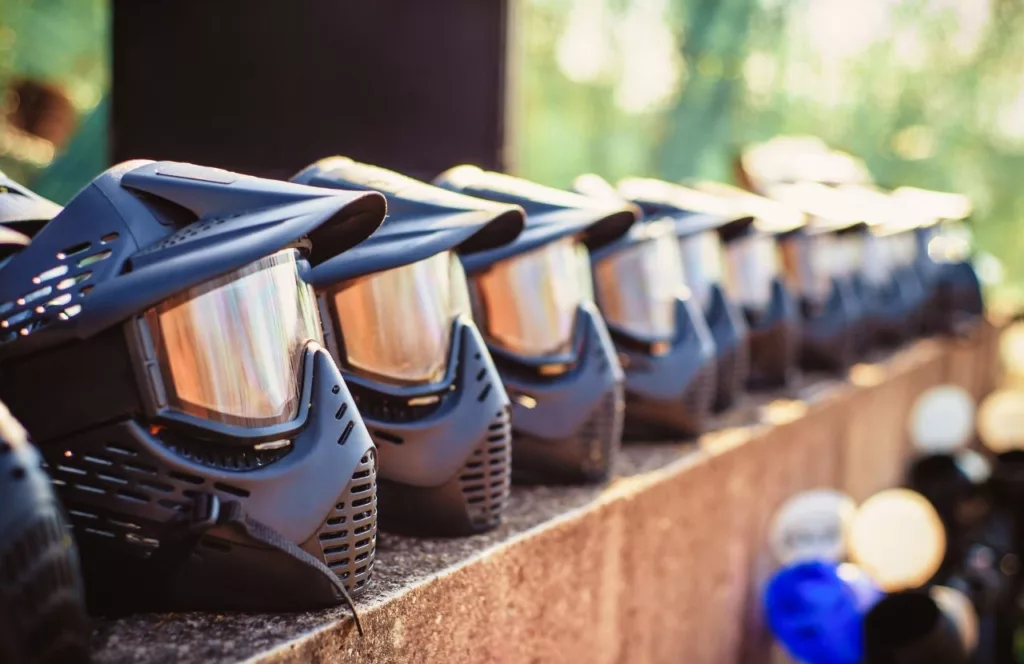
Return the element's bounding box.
[471,237,591,357]
[146,249,321,427]
[331,251,469,385]
[722,234,779,310]
[593,233,684,342]
[678,231,723,311]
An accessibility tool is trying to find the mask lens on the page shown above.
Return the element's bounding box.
[332,251,464,385]
[723,234,779,310]
[146,249,321,427]
[593,233,683,342]
[471,237,590,357]
[678,231,723,311]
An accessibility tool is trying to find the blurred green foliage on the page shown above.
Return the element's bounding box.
[0,0,108,202]
[514,0,1024,298]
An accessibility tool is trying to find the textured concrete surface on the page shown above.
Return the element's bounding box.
[89,330,995,664]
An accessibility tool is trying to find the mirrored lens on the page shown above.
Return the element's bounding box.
[332,251,466,385]
[781,234,836,304]
[146,249,321,427]
[678,231,723,311]
[593,234,684,341]
[861,233,891,287]
[471,237,590,357]
[722,234,779,310]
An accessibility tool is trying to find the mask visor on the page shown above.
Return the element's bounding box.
[593,233,684,342]
[330,251,470,385]
[145,249,322,427]
[723,233,780,311]
[678,230,724,311]
[470,237,592,357]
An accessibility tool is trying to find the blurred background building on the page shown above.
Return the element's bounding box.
[1,0,1022,298]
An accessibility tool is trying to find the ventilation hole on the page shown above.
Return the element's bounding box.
[51,478,66,487]
[324,544,350,556]
[372,429,404,445]
[1,309,30,328]
[124,462,157,475]
[139,480,173,493]
[329,558,352,568]
[464,461,483,470]
[460,472,485,482]
[487,434,506,443]
[57,242,91,260]
[105,444,137,456]
[56,272,91,290]
[60,304,82,319]
[18,285,51,306]
[327,516,347,526]
[335,501,346,510]
[354,538,371,549]
[82,455,113,467]
[200,538,232,553]
[74,483,105,495]
[488,422,505,431]
[477,384,492,402]
[46,293,72,308]
[56,464,87,476]
[350,483,372,495]
[319,530,349,542]
[214,482,250,497]
[100,232,120,243]
[474,352,481,359]
[351,496,372,508]
[352,510,372,522]
[126,533,160,548]
[168,471,203,485]
[77,249,112,268]
[69,509,98,520]
[83,527,116,538]
[80,285,94,295]
[96,473,128,486]
[467,496,486,505]
[476,368,487,381]
[11,467,25,480]
[337,421,354,446]
[116,489,149,503]
[33,265,68,284]
[353,524,373,536]
[335,403,348,420]
[331,385,341,394]
[360,454,370,464]
[352,469,370,480]
[107,518,141,531]
[354,552,370,563]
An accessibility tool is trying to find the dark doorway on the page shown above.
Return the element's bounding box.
[112,0,510,181]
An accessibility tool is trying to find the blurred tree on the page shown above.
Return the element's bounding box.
[0,0,108,201]
[514,0,1024,299]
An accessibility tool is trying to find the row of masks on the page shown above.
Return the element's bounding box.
[0,155,982,629]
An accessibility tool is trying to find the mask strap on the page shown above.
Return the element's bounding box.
[170,493,364,634]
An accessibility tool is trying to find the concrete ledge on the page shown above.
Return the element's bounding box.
[91,325,998,664]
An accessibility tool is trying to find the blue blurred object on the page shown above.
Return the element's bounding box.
[764,560,883,664]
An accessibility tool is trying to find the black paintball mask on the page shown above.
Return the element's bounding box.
[617,178,751,411]
[0,162,387,618]
[435,166,630,484]
[573,174,717,438]
[293,157,525,536]
[891,186,984,336]
[0,399,91,663]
